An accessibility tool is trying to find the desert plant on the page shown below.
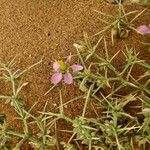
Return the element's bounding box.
[94,4,147,45]
[0,59,58,150]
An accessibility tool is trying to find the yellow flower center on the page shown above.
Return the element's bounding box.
[58,60,69,73]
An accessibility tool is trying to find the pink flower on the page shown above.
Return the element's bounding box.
[137,25,150,35]
[51,60,83,85]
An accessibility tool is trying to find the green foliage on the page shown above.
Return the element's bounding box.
[94,3,147,45]
[73,117,99,145]
[41,33,150,149]
[0,59,57,150]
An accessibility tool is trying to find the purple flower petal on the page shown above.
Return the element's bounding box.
[137,25,150,35]
[64,73,73,84]
[71,64,83,72]
[51,72,62,85]
[53,62,60,71]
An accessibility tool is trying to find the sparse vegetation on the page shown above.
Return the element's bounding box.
[0,1,150,150]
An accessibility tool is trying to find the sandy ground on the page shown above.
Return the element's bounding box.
[0,0,150,149]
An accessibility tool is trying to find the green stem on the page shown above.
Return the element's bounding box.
[6,129,44,146]
[5,66,30,139]
[15,138,26,149]
[82,84,94,117]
